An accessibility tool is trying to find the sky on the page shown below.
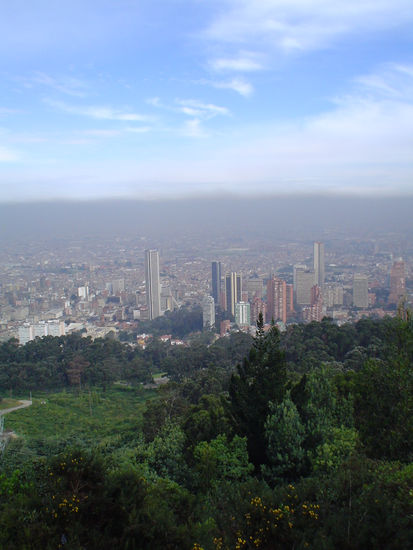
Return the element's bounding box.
[0,0,412,201]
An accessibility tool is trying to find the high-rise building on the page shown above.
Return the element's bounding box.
[211,261,221,304]
[235,301,251,327]
[388,259,406,305]
[266,276,287,324]
[250,297,266,326]
[202,295,215,328]
[293,264,307,291]
[225,272,242,316]
[145,249,161,320]
[353,274,369,308]
[296,269,316,305]
[286,284,294,317]
[303,285,324,322]
[313,242,325,288]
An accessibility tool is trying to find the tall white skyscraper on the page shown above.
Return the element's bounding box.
[235,301,251,327]
[353,274,369,308]
[202,295,215,328]
[313,242,325,288]
[145,249,161,320]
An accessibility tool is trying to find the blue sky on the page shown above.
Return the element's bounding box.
[0,0,412,201]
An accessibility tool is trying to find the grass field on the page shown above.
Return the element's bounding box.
[3,386,157,443]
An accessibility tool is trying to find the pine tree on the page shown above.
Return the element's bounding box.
[228,313,287,467]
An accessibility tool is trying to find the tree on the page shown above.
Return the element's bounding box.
[263,394,306,483]
[193,434,253,491]
[66,355,90,391]
[228,314,287,467]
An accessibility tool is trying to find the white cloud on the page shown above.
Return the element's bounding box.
[210,55,263,72]
[30,72,88,97]
[176,99,229,118]
[181,118,208,138]
[45,99,149,121]
[354,63,413,100]
[203,0,413,57]
[122,64,413,192]
[2,64,412,197]
[210,78,254,97]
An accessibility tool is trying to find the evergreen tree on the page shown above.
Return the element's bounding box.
[228,314,287,467]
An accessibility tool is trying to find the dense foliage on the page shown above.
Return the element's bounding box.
[0,313,412,549]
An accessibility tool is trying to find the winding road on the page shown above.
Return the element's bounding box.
[0,400,32,416]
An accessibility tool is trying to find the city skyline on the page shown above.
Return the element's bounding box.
[0,1,412,201]
[1,225,411,345]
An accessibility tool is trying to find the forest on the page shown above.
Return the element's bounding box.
[0,313,412,549]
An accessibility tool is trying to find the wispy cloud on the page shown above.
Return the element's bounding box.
[29,72,89,97]
[45,99,149,121]
[207,78,254,97]
[354,63,413,100]
[210,55,263,72]
[181,118,208,138]
[176,99,229,118]
[203,0,413,58]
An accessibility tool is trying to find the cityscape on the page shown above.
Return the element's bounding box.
[0,213,411,345]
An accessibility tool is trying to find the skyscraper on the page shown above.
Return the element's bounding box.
[235,301,250,327]
[225,272,242,316]
[353,274,369,308]
[266,276,287,324]
[250,296,266,325]
[202,295,215,328]
[145,249,161,320]
[313,242,325,288]
[296,269,316,305]
[211,261,221,304]
[388,259,406,305]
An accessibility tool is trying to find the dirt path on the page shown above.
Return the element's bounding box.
[0,400,32,416]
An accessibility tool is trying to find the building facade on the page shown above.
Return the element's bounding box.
[353,274,369,308]
[388,259,406,305]
[211,261,221,304]
[145,249,161,320]
[266,276,287,324]
[202,295,215,328]
[313,242,325,288]
[225,272,242,316]
[235,301,251,327]
[296,269,316,305]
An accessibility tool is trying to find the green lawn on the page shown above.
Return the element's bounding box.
[3,386,156,443]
